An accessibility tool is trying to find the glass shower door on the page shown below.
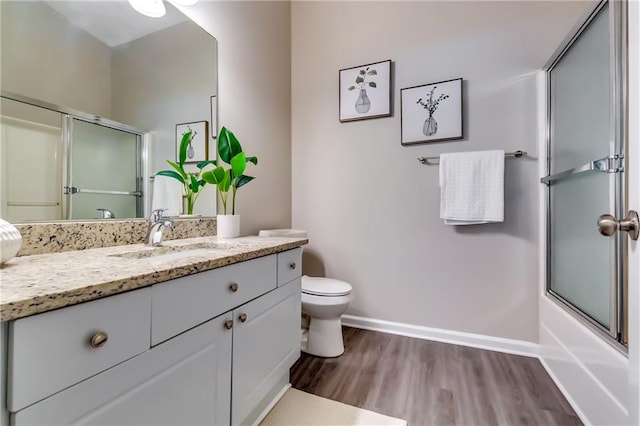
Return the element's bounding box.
[544,1,625,340]
[66,118,141,219]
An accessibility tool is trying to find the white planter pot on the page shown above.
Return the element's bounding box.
[0,218,22,265]
[216,215,240,238]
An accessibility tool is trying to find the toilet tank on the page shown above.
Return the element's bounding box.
[258,229,307,238]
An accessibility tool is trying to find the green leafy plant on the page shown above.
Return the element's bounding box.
[155,130,215,215]
[202,127,258,215]
[347,66,377,91]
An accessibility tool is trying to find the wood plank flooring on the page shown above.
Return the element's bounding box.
[290,327,582,426]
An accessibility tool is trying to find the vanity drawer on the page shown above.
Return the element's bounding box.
[7,288,151,412]
[151,254,277,346]
[277,248,302,286]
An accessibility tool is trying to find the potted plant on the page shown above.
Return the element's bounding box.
[202,126,257,238]
[155,130,214,215]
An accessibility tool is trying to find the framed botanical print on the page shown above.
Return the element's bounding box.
[176,121,208,163]
[401,77,463,145]
[339,59,392,122]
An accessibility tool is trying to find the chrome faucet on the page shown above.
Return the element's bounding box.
[145,209,174,246]
[96,208,116,219]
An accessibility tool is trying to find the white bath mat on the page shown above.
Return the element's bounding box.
[260,388,407,426]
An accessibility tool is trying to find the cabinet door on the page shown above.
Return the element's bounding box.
[277,248,302,286]
[232,279,301,425]
[13,313,233,426]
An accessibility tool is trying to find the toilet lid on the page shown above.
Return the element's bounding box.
[301,276,352,296]
[258,229,307,238]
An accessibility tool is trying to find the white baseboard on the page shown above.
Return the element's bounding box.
[341,314,539,358]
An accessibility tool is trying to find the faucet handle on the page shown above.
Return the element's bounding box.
[150,208,168,222]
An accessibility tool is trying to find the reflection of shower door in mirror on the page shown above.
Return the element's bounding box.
[65,118,142,220]
[0,113,63,221]
[543,0,627,343]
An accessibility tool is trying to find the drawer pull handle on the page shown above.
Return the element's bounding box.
[224,320,233,330]
[239,313,247,323]
[90,332,109,348]
[230,283,239,293]
[289,262,296,270]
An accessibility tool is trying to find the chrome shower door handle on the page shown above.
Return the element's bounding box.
[597,211,639,240]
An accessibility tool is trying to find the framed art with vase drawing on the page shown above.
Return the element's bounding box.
[400,77,463,145]
[339,59,392,123]
[176,121,208,163]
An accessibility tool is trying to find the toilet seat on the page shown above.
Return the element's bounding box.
[302,276,352,297]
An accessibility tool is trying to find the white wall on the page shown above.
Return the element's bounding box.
[111,21,218,216]
[176,1,292,234]
[0,1,111,118]
[291,1,590,342]
[111,22,217,174]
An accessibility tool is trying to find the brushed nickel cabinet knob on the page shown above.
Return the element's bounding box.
[239,313,247,323]
[90,331,109,348]
[230,283,239,292]
[224,320,233,330]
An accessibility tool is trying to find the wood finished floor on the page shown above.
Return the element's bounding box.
[290,327,582,426]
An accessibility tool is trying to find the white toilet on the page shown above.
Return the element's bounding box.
[258,229,353,357]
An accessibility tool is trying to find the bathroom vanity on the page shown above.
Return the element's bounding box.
[0,236,307,426]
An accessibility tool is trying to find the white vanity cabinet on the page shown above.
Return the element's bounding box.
[12,312,233,426]
[7,288,153,413]
[232,277,301,425]
[4,248,303,426]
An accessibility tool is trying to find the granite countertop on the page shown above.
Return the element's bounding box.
[0,236,308,322]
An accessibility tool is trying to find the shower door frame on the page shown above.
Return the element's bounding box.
[0,91,147,220]
[543,0,628,347]
[62,115,144,220]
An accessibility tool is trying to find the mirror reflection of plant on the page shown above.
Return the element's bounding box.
[201,127,258,215]
[182,126,197,160]
[155,130,215,215]
[347,66,378,92]
[417,86,449,115]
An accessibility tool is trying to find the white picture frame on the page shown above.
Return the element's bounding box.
[400,78,463,145]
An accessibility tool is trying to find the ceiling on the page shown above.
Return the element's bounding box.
[43,0,189,47]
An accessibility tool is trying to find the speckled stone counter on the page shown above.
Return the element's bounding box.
[14,217,217,256]
[0,236,307,322]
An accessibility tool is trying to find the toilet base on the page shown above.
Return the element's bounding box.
[303,317,345,357]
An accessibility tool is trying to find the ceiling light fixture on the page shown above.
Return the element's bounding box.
[169,0,199,6]
[128,0,198,18]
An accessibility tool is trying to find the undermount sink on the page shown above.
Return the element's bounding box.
[112,242,236,260]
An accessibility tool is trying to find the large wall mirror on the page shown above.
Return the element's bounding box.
[0,0,217,223]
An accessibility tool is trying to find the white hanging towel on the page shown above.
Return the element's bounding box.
[439,150,504,225]
[151,175,183,217]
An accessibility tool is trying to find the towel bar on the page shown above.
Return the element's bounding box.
[417,150,527,165]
